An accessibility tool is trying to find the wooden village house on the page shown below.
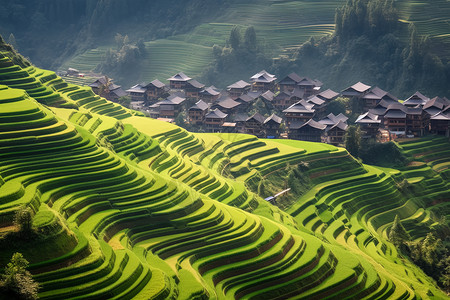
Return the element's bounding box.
[288,119,326,142]
[200,86,220,103]
[188,100,209,125]
[250,70,277,91]
[205,109,228,133]
[167,72,192,89]
[282,100,315,126]
[185,79,205,99]
[227,80,251,99]
[264,113,283,138]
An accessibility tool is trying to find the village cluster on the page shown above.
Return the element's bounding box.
[86,70,450,145]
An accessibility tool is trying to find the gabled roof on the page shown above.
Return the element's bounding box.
[291,88,305,99]
[306,95,325,106]
[264,113,282,124]
[362,86,398,102]
[250,70,277,83]
[251,70,275,80]
[145,79,166,89]
[89,76,109,87]
[159,95,185,105]
[167,72,192,82]
[111,88,127,98]
[329,120,348,131]
[423,96,449,110]
[279,72,303,84]
[282,100,315,113]
[290,119,326,130]
[317,89,339,101]
[189,100,209,111]
[319,113,348,126]
[404,91,430,106]
[274,91,291,100]
[297,77,322,87]
[430,111,450,121]
[236,94,255,103]
[356,112,381,124]
[246,113,265,124]
[186,79,205,89]
[384,109,406,119]
[205,108,227,119]
[261,90,275,101]
[227,80,251,89]
[215,97,241,109]
[341,82,371,95]
[126,83,147,94]
[200,86,220,96]
[234,113,248,122]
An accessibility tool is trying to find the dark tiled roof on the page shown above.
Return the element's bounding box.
[189,100,209,111]
[250,70,277,83]
[297,77,321,87]
[279,72,303,84]
[291,88,305,99]
[341,81,371,94]
[274,91,291,101]
[160,95,185,105]
[187,79,205,89]
[282,100,315,113]
[351,82,371,92]
[406,91,430,101]
[290,119,326,130]
[167,72,191,82]
[431,112,450,120]
[384,110,406,119]
[200,86,220,96]
[264,113,282,124]
[261,90,275,101]
[329,120,348,131]
[111,88,127,98]
[355,112,381,124]
[227,80,250,89]
[307,95,325,106]
[205,108,227,119]
[423,96,448,110]
[236,94,255,103]
[319,113,348,126]
[318,89,339,100]
[126,84,147,93]
[146,79,166,88]
[216,97,241,109]
[234,113,248,122]
[246,112,265,124]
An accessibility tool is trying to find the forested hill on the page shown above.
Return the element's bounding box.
[1,0,450,97]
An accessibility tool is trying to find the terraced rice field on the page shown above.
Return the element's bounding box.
[0,47,449,299]
[61,0,450,85]
[397,0,450,48]
[62,0,344,83]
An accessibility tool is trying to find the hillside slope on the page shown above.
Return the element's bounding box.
[0,46,449,299]
[55,0,450,90]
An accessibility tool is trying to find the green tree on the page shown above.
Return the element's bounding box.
[388,215,410,248]
[244,26,257,51]
[344,125,361,157]
[228,26,241,50]
[14,207,34,235]
[0,253,39,299]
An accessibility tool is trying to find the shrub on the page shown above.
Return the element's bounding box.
[0,252,39,300]
[13,207,34,237]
